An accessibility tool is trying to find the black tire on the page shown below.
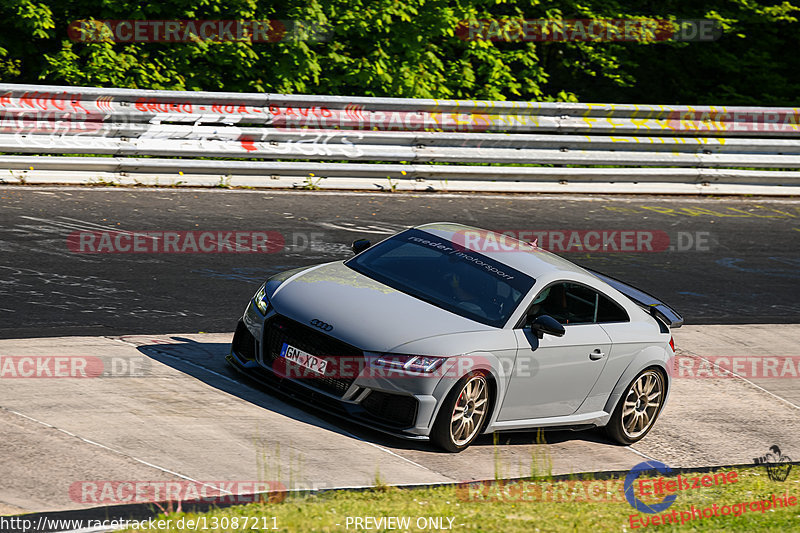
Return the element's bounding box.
[606,368,666,445]
[431,371,491,452]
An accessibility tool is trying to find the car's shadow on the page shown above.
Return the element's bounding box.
[134,336,620,454]
[467,427,615,448]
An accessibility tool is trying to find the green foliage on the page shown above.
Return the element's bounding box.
[0,0,798,104]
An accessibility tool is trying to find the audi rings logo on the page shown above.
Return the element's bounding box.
[310,319,333,332]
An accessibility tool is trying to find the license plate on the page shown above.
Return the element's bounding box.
[280,343,328,375]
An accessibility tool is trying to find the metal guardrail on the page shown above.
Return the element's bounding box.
[1,83,799,193]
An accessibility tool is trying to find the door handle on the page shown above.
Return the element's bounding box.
[589,349,606,361]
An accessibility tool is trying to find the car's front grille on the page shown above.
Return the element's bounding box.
[262,315,365,397]
[245,364,350,417]
[232,319,256,361]
[361,390,418,428]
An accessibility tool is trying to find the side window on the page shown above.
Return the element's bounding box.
[596,293,630,323]
[526,282,629,325]
[527,282,593,325]
[562,283,597,324]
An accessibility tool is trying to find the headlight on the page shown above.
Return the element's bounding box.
[253,284,269,314]
[374,354,446,373]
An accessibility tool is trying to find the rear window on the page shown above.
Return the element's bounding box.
[346,229,535,327]
[596,293,630,323]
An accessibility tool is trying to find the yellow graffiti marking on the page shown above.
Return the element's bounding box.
[605,205,799,219]
[638,206,679,216]
[755,206,798,218]
[722,207,790,218]
[630,115,651,129]
[676,207,747,217]
[603,206,641,214]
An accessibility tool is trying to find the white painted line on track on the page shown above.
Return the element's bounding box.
[111,336,441,478]
[626,446,658,462]
[337,430,440,475]
[0,406,232,495]
[689,352,800,411]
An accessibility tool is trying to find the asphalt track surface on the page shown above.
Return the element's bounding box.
[1,187,799,517]
[1,325,799,516]
[0,187,798,339]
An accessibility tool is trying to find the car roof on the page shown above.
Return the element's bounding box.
[414,222,592,279]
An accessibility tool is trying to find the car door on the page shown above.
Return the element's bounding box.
[496,282,613,421]
[583,299,655,412]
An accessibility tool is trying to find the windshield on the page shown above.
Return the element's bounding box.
[345,229,534,328]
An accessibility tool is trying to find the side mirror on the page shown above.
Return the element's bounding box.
[528,315,565,339]
[351,239,371,255]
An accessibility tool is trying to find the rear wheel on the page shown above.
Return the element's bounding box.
[606,368,666,445]
[431,371,490,452]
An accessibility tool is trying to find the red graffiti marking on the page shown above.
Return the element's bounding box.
[240,136,257,151]
[9,92,88,114]
[134,98,194,113]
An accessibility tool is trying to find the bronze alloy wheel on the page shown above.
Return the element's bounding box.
[621,369,664,439]
[449,373,489,447]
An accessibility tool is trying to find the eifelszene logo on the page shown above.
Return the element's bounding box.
[625,461,678,513]
[754,446,793,482]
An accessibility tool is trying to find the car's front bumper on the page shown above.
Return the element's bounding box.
[227,314,450,440]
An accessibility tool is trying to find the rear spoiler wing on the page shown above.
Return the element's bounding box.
[583,267,684,328]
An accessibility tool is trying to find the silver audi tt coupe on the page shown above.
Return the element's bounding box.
[227,223,682,451]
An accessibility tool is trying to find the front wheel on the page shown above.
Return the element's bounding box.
[606,368,666,445]
[431,371,491,452]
